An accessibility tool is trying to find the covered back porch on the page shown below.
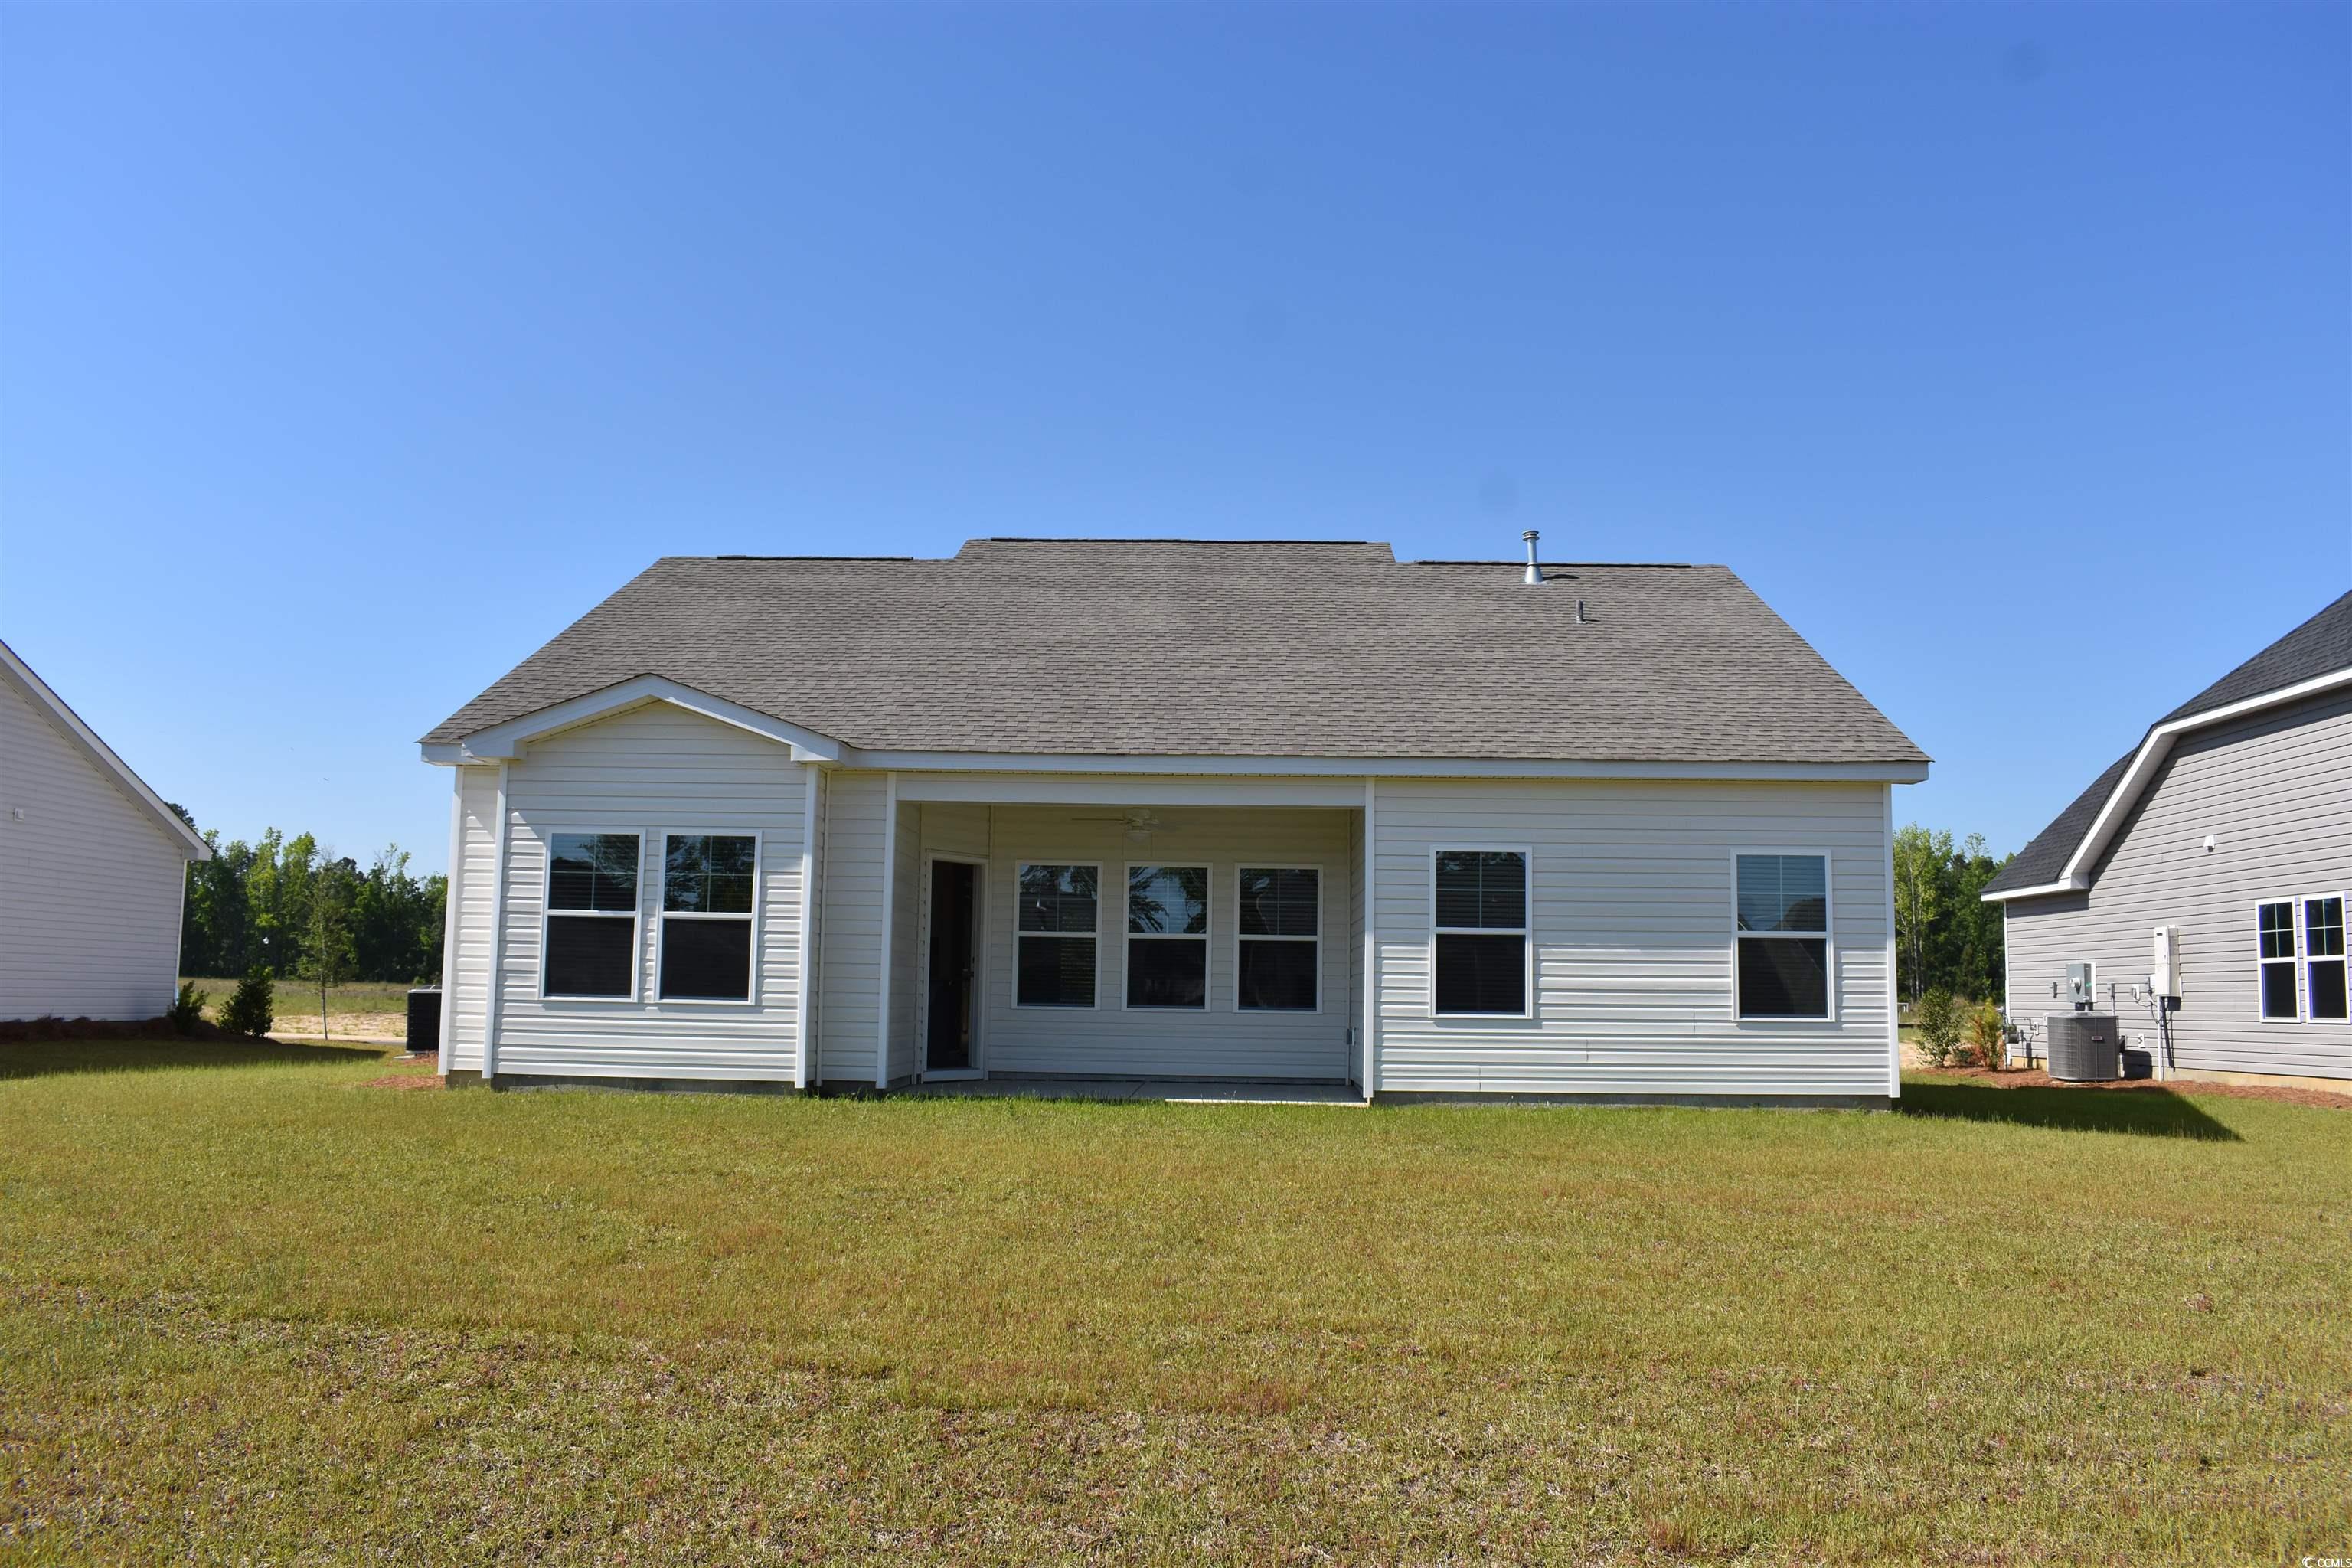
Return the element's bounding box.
[817,773,1367,1091]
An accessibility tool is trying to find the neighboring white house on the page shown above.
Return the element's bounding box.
[1982,590,2350,1091]
[1,639,213,1021]
[420,537,1929,1104]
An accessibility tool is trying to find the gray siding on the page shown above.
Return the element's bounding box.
[1370,779,1895,1097]
[485,704,808,1081]
[0,672,190,1021]
[2002,690,2352,1081]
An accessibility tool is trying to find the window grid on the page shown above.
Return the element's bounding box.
[658,833,760,1003]
[1733,853,1833,1021]
[541,831,643,1001]
[2257,900,2299,1021]
[1238,866,1320,1012]
[1125,864,1209,1011]
[1431,849,1531,1018]
[2301,895,2347,1023]
[1015,863,1099,1009]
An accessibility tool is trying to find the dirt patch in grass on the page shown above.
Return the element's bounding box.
[360,1072,443,1092]
[272,1008,407,1044]
[1915,1064,2350,1111]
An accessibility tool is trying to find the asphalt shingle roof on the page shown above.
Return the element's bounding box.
[1983,588,2352,896]
[423,539,1926,766]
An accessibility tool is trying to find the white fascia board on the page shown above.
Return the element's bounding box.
[845,750,1929,783]
[0,639,212,861]
[1980,877,2087,905]
[2051,665,2352,890]
[422,676,844,766]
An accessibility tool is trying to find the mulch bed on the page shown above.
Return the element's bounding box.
[1916,1065,2350,1111]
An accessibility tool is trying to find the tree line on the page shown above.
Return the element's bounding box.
[1892,825,2011,1006]
[169,808,446,985]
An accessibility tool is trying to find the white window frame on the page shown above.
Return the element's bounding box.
[655,829,763,1006]
[1232,862,1323,1014]
[1731,850,1837,1024]
[1014,861,1102,1010]
[538,828,645,1003]
[1123,861,1211,1011]
[2256,897,2300,1021]
[2297,892,2347,1024]
[1429,845,1535,1021]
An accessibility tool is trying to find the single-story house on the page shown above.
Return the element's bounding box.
[2,639,214,1021]
[1981,590,2350,1091]
[420,537,1927,1103]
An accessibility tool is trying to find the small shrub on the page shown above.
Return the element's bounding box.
[1966,1001,2007,1070]
[219,966,275,1038]
[1916,988,1965,1067]
[165,982,207,1036]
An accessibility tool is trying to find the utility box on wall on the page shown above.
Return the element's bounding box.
[2151,925,2183,999]
[2066,962,2094,1008]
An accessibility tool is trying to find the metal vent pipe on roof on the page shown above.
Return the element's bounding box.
[1522,529,1542,585]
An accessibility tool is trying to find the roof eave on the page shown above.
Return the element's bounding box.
[0,639,212,861]
[420,675,844,766]
[2046,664,2352,892]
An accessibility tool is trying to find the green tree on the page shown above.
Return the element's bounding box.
[1892,823,1952,1006]
[298,856,360,1038]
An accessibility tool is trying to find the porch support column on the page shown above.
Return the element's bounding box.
[874,770,898,1089]
[483,761,511,1082]
[795,762,821,1090]
[1361,777,1377,1096]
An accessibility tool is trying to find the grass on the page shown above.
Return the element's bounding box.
[2,1042,2346,1564]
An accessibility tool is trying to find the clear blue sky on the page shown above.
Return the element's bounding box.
[3,4,2345,874]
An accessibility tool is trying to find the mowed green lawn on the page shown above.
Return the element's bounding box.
[2,1044,2344,1565]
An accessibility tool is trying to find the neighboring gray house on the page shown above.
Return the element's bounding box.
[420,538,1927,1103]
[1,639,213,1021]
[1982,590,2350,1090]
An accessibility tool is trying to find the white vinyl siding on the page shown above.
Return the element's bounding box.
[2002,688,2352,1081]
[485,704,807,1082]
[1371,779,1893,1097]
[0,671,192,1021]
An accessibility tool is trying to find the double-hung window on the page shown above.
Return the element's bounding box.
[1735,854,1831,1019]
[2257,900,2299,1020]
[1017,864,1099,1008]
[1237,867,1318,1011]
[543,832,642,999]
[1432,850,1529,1016]
[1126,864,1208,1009]
[2306,897,2348,1021]
[660,834,758,1001]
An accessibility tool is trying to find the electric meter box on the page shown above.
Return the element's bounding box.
[2066,963,2095,1008]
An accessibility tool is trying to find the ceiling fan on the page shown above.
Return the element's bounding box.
[1070,806,1173,841]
